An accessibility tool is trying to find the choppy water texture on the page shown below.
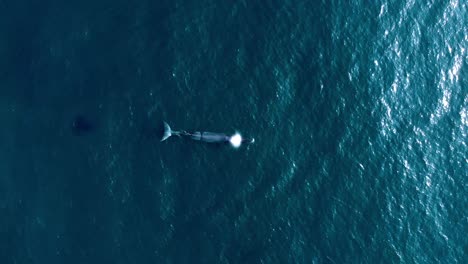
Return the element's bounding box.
[1,0,467,263]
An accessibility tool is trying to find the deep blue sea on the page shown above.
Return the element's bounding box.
[0,0,467,263]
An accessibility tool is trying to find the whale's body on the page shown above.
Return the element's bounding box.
[161,122,254,145]
[190,131,230,142]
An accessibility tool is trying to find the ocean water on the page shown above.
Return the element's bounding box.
[0,0,466,263]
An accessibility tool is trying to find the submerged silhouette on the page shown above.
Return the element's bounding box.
[72,115,95,135]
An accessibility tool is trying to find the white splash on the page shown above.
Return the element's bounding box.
[230,133,242,148]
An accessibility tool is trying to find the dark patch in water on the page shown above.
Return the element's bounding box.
[71,115,95,136]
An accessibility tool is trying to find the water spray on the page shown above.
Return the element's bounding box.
[229,133,242,148]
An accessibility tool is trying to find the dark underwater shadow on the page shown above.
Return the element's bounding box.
[71,115,96,136]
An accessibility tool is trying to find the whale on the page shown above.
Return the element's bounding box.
[160,122,254,145]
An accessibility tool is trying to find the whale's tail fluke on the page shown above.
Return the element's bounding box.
[161,122,172,141]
